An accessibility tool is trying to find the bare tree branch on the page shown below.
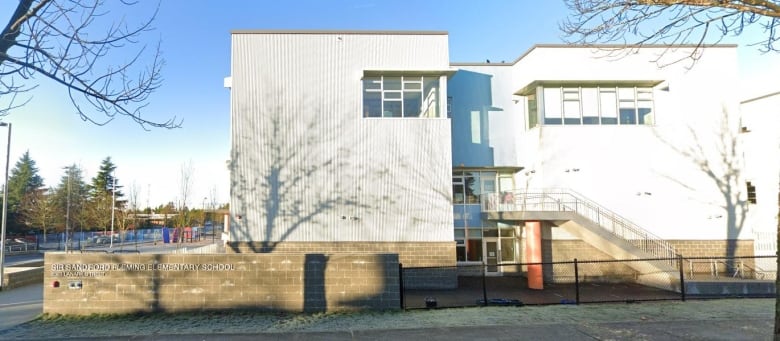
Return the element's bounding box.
[562,0,780,65]
[1,0,180,129]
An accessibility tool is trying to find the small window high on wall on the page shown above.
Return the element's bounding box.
[533,85,655,127]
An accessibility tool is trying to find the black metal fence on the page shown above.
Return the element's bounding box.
[401,255,777,309]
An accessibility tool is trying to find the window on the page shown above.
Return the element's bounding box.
[747,181,757,204]
[536,85,655,127]
[363,75,441,118]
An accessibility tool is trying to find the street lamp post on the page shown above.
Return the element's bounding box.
[109,176,116,248]
[0,122,11,290]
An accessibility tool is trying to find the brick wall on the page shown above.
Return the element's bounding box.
[44,252,400,316]
[227,242,458,289]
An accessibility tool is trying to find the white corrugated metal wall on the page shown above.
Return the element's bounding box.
[230,31,453,243]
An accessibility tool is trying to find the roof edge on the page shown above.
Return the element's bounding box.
[741,90,780,104]
[231,29,448,35]
[509,43,738,65]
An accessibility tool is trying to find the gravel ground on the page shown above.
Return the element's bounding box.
[0,298,773,340]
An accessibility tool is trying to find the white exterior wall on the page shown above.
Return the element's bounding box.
[741,92,780,235]
[229,32,453,242]
[511,46,745,240]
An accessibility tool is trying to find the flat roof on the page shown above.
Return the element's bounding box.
[231,29,448,35]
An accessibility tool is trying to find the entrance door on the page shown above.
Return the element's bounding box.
[484,238,500,275]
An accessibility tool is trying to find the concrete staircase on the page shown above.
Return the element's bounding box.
[483,189,681,291]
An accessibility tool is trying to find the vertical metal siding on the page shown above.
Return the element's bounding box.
[230,33,453,243]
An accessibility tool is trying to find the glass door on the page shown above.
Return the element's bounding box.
[484,238,500,275]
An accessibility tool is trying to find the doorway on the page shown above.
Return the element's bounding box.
[484,238,501,275]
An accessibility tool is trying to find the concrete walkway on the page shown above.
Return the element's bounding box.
[0,282,774,340]
[0,283,42,332]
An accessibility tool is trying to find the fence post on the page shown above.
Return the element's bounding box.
[678,255,686,302]
[574,258,580,305]
[398,263,404,309]
[482,262,488,306]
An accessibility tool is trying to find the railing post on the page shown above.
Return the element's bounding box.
[574,258,580,305]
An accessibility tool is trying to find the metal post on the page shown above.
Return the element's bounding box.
[482,262,488,306]
[398,263,404,309]
[678,255,686,302]
[110,176,116,248]
[0,122,10,290]
[65,169,71,252]
[574,258,580,305]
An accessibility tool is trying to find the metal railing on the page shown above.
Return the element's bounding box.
[481,188,678,264]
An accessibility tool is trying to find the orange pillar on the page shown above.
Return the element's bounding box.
[524,221,543,290]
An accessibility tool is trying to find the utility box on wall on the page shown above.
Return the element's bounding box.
[44,252,400,315]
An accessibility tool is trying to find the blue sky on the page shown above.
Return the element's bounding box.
[1,1,778,209]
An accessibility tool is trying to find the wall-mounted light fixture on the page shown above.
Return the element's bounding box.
[524,170,535,176]
[564,168,580,173]
[636,192,652,196]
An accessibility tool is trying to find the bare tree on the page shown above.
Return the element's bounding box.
[562,0,780,65]
[175,161,193,241]
[18,187,54,242]
[1,0,180,128]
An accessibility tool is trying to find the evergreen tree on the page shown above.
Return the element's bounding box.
[4,151,45,232]
[52,165,89,236]
[87,157,125,233]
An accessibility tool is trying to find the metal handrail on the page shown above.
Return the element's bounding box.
[482,188,678,265]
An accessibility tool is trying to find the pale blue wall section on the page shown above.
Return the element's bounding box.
[448,70,496,167]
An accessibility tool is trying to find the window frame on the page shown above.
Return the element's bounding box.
[362,74,443,118]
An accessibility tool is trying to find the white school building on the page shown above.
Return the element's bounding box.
[225,30,778,284]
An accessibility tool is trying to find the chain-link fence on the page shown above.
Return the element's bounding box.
[401,255,777,309]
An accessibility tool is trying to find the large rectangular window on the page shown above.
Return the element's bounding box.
[534,85,655,127]
[363,75,441,118]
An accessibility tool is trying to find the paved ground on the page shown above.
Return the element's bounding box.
[0,281,775,340]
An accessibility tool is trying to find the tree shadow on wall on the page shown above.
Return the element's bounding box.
[655,108,747,262]
[229,94,392,253]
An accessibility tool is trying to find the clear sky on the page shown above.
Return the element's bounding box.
[0,0,778,209]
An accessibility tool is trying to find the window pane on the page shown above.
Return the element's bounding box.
[637,88,653,100]
[527,94,538,128]
[543,87,562,124]
[456,245,466,262]
[500,238,515,262]
[363,77,381,90]
[384,77,401,90]
[467,238,483,261]
[363,91,381,117]
[454,229,465,238]
[468,229,482,238]
[563,100,581,125]
[384,92,401,99]
[619,99,637,124]
[465,172,480,204]
[599,88,617,124]
[619,108,637,124]
[422,77,439,118]
[383,100,401,117]
[581,88,599,124]
[452,181,464,204]
[403,77,422,90]
[483,229,499,237]
[403,91,422,117]
[638,100,653,125]
[618,87,635,100]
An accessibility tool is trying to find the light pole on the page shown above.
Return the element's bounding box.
[109,176,116,248]
[202,197,208,242]
[64,167,71,252]
[0,122,11,290]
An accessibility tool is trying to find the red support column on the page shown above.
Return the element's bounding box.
[525,221,543,290]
